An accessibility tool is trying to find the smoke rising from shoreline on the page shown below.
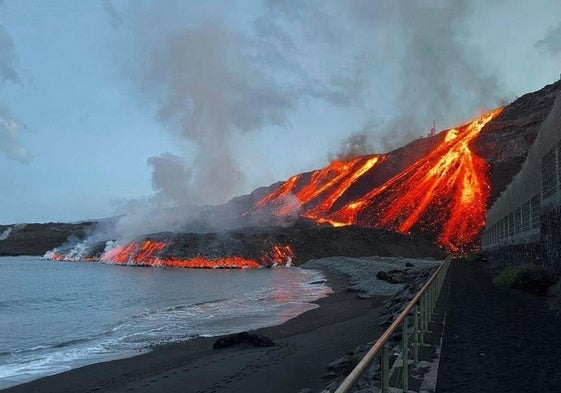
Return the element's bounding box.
[0,226,12,240]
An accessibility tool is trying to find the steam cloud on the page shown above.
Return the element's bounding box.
[0,25,31,163]
[103,0,505,240]
[115,20,293,237]
[330,129,376,161]
[334,0,502,156]
[0,226,12,240]
[106,1,363,238]
[536,22,561,55]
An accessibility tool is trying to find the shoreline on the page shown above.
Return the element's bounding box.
[2,257,426,393]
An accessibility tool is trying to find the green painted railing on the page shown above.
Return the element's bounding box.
[334,255,452,393]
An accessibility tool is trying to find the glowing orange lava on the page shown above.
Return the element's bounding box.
[97,240,294,269]
[256,155,383,217]
[256,108,503,254]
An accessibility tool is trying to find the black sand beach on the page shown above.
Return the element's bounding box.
[4,265,387,393]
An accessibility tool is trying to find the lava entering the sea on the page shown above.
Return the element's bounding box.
[99,240,294,268]
[47,239,295,269]
[255,108,503,254]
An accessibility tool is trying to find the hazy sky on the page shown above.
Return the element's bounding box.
[1,0,560,224]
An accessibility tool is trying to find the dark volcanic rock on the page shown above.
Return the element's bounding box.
[213,332,275,349]
[376,270,405,284]
[141,222,445,266]
[0,222,95,256]
[28,218,443,263]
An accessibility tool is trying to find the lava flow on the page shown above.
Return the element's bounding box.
[256,108,503,253]
[256,155,383,217]
[98,240,294,268]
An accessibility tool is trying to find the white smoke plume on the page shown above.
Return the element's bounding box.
[105,1,364,239]
[0,226,12,240]
[335,0,503,154]
[134,21,293,206]
[536,21,561,56]
[0,24,31,163]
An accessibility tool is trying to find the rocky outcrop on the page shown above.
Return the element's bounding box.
[213,332,275,349]
[0,222,95,256]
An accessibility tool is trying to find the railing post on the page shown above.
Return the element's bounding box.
[402,317,409,392]
[424,292,430,330]
[420,295,425,344]
[381,343,389,393]
[429,284,434,319]
[430,283,434,311]
[413,304,419,365]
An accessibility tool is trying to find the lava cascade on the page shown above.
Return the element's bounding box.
[256,108,503,253]
[256,155,383,217]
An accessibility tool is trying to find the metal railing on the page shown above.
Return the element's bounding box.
[334,255,452,393]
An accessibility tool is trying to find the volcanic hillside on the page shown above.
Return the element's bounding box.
[251,81,561,253]
[5,81,561,264]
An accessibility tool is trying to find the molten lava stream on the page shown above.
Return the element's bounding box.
[328,108,503,253]
[99,240,295,268]
[256,108,502,253]
[256,155,382,217]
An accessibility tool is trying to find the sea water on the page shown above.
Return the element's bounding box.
[0,256,331,389]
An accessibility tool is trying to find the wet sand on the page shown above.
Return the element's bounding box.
[4,265,387,393]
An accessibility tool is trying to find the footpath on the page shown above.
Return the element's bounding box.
[435,260,561,392]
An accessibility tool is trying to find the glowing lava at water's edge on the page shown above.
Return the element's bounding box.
[256,108,503,254]
[46,240,295,269]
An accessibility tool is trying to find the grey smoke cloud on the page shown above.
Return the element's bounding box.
[139,21,290,206]
[389,1,500,141]
[330,125,376,161]
[0,25,21,86]
[148,153,193,205]
[108,0,504,239]
[0,226,12,240]
[102,0,123,29]
[536,22,561,55]
[107,2,367,238]
[0,102,31,163]
[337,0,503,154]
[119,3,362,211]
[0,25,31,163]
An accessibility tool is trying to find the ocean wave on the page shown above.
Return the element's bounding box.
[0,259,331,389]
